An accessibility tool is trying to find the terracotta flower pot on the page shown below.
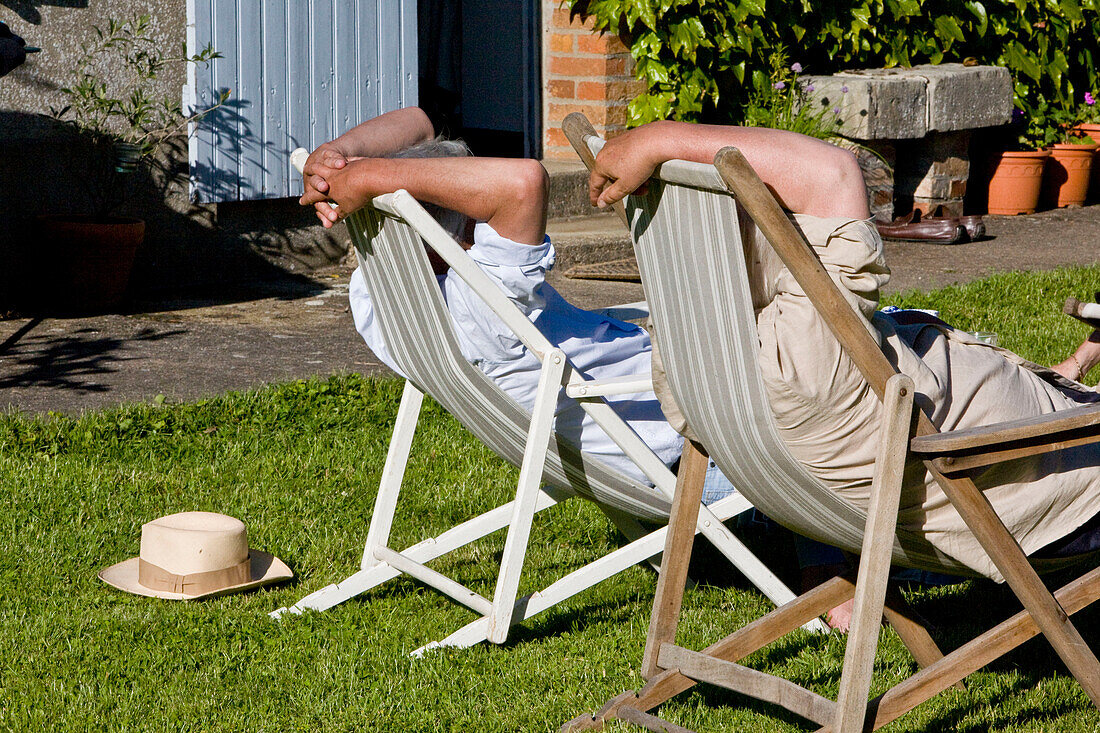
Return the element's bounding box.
[38,215,145,313]
[1042,142,1099,208]
[986,150,1050,215]
[1075,123,1100,200]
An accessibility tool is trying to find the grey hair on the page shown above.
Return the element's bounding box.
[392,136,472,240]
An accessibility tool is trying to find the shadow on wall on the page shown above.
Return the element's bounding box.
[0,1,87,25]
[0,111,348,315]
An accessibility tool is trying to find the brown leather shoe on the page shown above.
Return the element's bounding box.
[928,206,986,241]
[875,214,966,244]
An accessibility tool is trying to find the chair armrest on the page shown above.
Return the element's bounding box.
[911,402,1100,473]
[593,301,649,322]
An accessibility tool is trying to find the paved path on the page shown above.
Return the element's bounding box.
[2,205,1098,415]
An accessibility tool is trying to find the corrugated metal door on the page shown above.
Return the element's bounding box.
[186,0,417,202]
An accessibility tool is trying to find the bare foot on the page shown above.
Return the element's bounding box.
[800,562,853,632]
[825,598,854,632]
[1052,330,1100,382]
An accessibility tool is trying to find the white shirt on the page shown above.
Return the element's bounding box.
[348,222,683,484]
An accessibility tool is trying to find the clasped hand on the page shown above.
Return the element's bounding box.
[298,145,371,228]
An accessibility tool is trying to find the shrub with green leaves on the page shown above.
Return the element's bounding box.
[570,0,1100,136]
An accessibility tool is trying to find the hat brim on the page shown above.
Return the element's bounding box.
[98,550,293,600]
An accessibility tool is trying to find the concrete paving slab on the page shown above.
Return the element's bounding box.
[2,205,1097,416]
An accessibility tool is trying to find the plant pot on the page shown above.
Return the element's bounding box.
[986,150,1050,215]
[38,215,145,314]
[113,141,143,174]
[1042,142,1099,208]
[1075,123,1100,201]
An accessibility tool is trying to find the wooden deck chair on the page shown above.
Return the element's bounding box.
[561,114,1100,732]
[270,150,823,656]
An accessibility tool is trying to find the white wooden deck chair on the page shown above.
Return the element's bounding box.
[271,150,821,655]
[561,115,1100,732]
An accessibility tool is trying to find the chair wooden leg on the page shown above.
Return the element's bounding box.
[362,380,424,570]
[487,348,567,644]
[640,441,709,678]
[833,374,914,733]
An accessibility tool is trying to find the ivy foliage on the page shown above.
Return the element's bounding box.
[569,0,1100,132]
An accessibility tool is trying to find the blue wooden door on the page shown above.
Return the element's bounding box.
[187,0,417,202]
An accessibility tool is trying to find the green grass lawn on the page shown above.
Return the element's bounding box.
[3,266,1100,731]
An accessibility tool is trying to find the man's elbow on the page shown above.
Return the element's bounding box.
[490,159,549,244]
[403,106,435,144]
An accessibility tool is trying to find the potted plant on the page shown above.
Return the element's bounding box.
[1075,91,1100,201]
[985,107,1052,215]
[1040,106,1097,209]
[44,14,226,313]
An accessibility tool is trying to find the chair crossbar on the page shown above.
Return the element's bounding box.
[657,644,835,727]
[373,546,493,617]
[566,374,655,399]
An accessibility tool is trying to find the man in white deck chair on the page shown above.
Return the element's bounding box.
[298,106,840,506]
[582,118,1100,588]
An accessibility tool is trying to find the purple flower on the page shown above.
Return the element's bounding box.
[790,62,803,73]
[804,83,815,92]
[1012,108,1026,121]
[833,107,841,114]
[773,81,786,90]
[840,85,849,94]
[1087,92,1096,106]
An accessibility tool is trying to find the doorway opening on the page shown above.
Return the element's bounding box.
[417,0,541,158]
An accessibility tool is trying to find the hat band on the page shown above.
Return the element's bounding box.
[138,555,251,596]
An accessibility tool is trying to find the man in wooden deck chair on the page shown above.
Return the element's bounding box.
[585,118,1100,618]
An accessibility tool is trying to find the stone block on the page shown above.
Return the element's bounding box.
[803,73,927,140]
[910,63,1013,132]
[804,64,1012,140]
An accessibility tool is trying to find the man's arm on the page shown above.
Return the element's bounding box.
[300,106,435,218]
[315,156,549,245]
[589,121,869,220]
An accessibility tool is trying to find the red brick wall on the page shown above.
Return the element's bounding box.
[543,4,645,159]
